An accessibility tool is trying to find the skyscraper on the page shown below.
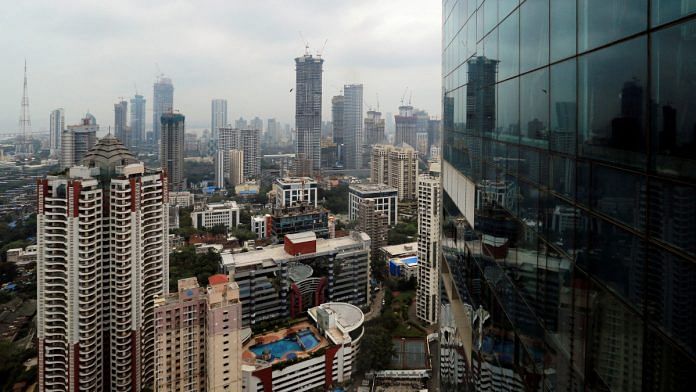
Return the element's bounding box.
[114,99,129,146]
[37,135,168,391]
[211,99,228,141]
[161,112,185,191]
[332,95,345,164]
[343,84,364,170]
[364,110,386,146]
[218,127,260,180]
[295,52,323,172]
[250,116,263,132]
[441,1,696,389]
[416,164,440,326]
[152,76,173,146]
[394,105,416,148]
[370,144,418,201]
[60,113,98,169]
[49,108,64,156]
[130,94,146,146]
[356,199,388,269]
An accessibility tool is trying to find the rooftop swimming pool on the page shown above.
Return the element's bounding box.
[250,329,320,362]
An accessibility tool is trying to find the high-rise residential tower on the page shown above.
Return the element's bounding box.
[37,135,168,391]
[332,95,345,163]
[130,94,146,146]
[211,99,228,141]
[364,110,386,147]
[49,108,64,156]
[370,144,418,201]
[218,127,260,180]
[416,164,440,326]
[154,276,243,392]
[295,52,324,172]
[60,113,98,169]
[160,112,185,191]
[152,76,173,146]
[441,1,696,389]
[343,84,364,170]
[114,100,129,147]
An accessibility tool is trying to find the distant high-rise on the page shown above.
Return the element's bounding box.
[49,108,64,156]
[250,116,263,132]
[370,144,418,201]
[332,95,345,163]
[38,135,168,391]
[153,76,174,146]
[211,99,228,141]
[235,117,247,129]
[364,110,385,146]
[356,199,388,268]
[295,52,324,172]
[114,99,129,146]
[218,127,260,180]
[416,165,440,325]
[266,118,279,143]
[215,149,244,188]
[394,105,416,148]
[343,84,364,170]
[130,94,146,146]
[60,113,98,169]
[161,112,185,191]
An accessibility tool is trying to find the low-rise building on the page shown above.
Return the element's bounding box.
[235,181,260,200]
[220,231,371,327]
[348,183,398,226]
[154,275,243,392]
[169,191,194,207]
[241,302,364,392]
[251,214,271,239]
[6,245,37,266]
[272,177,318,209]
[192,201,241,230]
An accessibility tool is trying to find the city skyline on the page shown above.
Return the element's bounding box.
[0,1,440,133]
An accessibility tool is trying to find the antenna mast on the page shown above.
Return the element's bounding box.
[17,59,33,155]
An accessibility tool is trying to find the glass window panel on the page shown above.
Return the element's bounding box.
[520,67,549,149]
[544,194,577,255]
[645,246,696,357]
[643,327,696,388]
[519,147,548,186]
[499,0,518,20]
[577,216,645,310]
[498,9,519,80]
[484,0,498,35]
[520,0,549,72]
[497,77,519,141]
[550,59,577,155]
[578,37,648,169]
[467,15,478,59]
[550,0,577,61]
[578,0,647,51]
[647,179,696,258]
[477,3,485,45]
[651,20,696,180]
[652,0,696,26]
[549,155,575,200]
[483,28,498,67]
[591,165,646,230]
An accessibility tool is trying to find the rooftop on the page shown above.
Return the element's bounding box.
[349,182,398,194]
[221,231,369,268]
[381,242,418,257]
[286,231,316,243]
[310,302,364,333]
[275,177,316,185]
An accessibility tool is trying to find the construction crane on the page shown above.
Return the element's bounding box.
[317,39,328,57]
[400,87,409,106]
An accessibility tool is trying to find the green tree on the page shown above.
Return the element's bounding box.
[356,326,396,373]
[168,247,221,290]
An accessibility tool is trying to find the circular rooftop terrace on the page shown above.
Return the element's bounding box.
[288,262,314,282]
[317,302,364,333]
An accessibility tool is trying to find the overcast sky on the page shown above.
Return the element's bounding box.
[0,0,441,134]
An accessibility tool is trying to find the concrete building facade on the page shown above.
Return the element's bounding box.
[60,113,98,169]
[370,144,419,201]
[37,135,168,391]
[191,201,240,230]
[348,183,398,226]
[416,171,440,326]
[49,108,64,156]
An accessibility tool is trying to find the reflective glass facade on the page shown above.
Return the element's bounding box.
[441,1,696,390]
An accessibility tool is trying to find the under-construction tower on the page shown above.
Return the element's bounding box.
[294,49,324,172]
[16,60,33,156]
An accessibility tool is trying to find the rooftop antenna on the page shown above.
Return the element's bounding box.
[376,93,380,112]
[408,90,413,106]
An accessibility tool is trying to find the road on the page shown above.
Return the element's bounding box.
[364,288,385,321]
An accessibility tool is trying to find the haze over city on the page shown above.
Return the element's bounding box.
[0,0,440,132]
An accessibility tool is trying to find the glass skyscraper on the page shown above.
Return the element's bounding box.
[440,1,696,391]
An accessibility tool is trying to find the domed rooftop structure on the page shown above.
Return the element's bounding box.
[82,133,139,177]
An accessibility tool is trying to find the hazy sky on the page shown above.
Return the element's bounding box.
[0,0,441,134]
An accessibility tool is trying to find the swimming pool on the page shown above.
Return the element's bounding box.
[250,329,320,361]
